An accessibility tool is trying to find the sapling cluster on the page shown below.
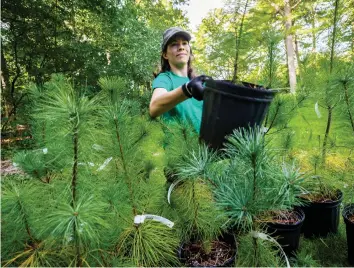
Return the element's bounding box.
[211,127,307,266]
[163,122,226,251]
[2,75,179,267]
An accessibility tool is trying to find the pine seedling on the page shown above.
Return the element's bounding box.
[259,29,305,135]
[213,127,306,266]
[12,78,69,182]
[25,74,111,266]
[162,121,225,245]
[236,232,284,267]
[1,180,68,267]
[331,62,354,134]
[162,119,201,179]
[98,76,179,266]
[13,147,65,183]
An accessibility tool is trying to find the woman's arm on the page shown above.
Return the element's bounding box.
[149,86,188,118]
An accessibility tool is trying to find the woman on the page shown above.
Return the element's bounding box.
[149,26,211,133]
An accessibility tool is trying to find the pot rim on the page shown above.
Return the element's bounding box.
[300,189,343,205]
[342,203,354,222]
[205,79,279,95]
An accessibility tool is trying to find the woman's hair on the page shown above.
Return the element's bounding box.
[153,43,196,79]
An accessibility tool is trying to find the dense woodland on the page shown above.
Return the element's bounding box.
[2,0,353,129]
[1,0,354,267]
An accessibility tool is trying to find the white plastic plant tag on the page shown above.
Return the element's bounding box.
[251,231,290,268]
[42,148,48,154]
[97,157,113,171]
[92,144,104,151]
[167,178,183,204]
[134,214,174,228]
[315,102,322,118]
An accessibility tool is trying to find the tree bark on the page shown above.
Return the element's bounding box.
[1,44,10,92]
[343,82,354,133]
[310,3,317,52]
[322,106,332,160]
[330,0,340,73]
[322,0,340,160]
[232,0,249,83]
[1,45,11,118]
[294,35,302,81]
[284,0,297,94]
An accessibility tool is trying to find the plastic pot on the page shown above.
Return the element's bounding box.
[266,209,305,257]
[178,233,237,267]
[342,204,354,265]
[300,190,343,238]
[200,80,277,150]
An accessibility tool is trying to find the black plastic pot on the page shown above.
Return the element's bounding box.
[300,190,343,238]
[266,209,305,257]
[342,204,354,265]
[200,80,277,150]
[178,233,237,267]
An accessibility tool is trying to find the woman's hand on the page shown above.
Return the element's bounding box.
[182,75,212,101]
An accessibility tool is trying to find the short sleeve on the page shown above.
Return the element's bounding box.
[152,73,173,91]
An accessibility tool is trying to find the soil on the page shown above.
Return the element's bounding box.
[268,210,302,225]
[241,81,267,90]
[348,214,354,223]
[301,192,340,203]
[1,160,24,176]
[181,239,235,267]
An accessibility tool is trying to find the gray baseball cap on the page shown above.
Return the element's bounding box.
[161,27,191,51]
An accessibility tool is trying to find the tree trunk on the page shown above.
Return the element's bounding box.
[322,106,332,160]
[343,82,354,133]
[1,45,10,92]
[232,0,249,83]
[294,35,302,81]
[1,46,10,118]
[330,0,340,73]
[322,0,340,160]
[310,3,317,52]
[284,0,297,94]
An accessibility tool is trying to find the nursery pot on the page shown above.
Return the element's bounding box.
[266,208,305,257]
[300,190,343,238]
[342,204,354,265]
[200,80,277,150]
[178,233,237,267]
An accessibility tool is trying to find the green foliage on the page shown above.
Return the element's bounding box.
[40,195,110,247]
[2,239,69,267]
[170,179,224,243]
[175,143,219,180]
[13,149,65,182]
[291,248,321,267]
[236,233,284,267]
[297,227,348,267]
[214,127,307,232]
[302,175,341,202]
[2,180,36,240]
[2,74,179,267]
[117,222,179,267]
[163,120,200,176]
[265,92,303,133]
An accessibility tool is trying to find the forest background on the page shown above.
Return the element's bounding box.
[1,0,354,266]
[2,0,354,187]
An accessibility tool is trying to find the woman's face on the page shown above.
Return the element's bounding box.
[163,36,190,68]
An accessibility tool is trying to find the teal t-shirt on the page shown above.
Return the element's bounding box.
[152,71,203,133]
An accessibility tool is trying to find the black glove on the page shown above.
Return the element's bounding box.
[182,75,212,101]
